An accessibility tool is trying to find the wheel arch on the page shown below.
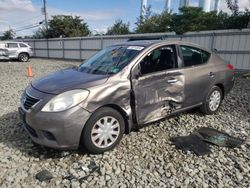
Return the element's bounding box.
[19,52,30,58]
[78,105,131,152]
[101,104,132,134]
[215,83,225,99]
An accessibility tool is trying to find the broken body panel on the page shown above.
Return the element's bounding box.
[132,70,185,124]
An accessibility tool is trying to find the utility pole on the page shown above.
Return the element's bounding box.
[42,0,48,31]
[140,0,148,19]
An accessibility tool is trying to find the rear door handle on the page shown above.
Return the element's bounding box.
[167,78,177,83]
[208,72,215,77]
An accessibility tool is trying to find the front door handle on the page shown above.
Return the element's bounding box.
[167,78,177,83]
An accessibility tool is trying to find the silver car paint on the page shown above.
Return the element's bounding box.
[0,42,33,60]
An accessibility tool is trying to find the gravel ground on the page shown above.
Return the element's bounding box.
[0,58,249,188]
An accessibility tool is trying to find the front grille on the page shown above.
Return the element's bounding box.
[23,93,40,110]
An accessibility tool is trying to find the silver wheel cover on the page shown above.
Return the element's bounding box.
[91,116,120,148]
[20,54,28,62]
[209,90,221,111]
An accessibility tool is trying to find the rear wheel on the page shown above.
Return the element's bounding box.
[18,53,29,62]
[81,107,125,154]
[200,86,222,114]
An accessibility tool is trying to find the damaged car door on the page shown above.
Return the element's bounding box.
[131,45,185,124]
[6,42,19,58]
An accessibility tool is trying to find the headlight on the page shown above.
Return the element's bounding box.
[41,89,89,112]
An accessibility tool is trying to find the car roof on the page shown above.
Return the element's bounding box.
[113,40,211,53]
[112,40,160,47]
[0,41,26,44]
[0,41,17,43]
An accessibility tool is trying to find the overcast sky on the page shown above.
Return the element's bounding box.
[0,0,249,37]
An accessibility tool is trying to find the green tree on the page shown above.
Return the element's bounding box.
[172,7,206,34]
[34,15,91,38]
[106,20,130,35]
[135,11,173,33]
[171,7,228,34]
[33,26,47,39]
[225,10,250,29]
[224,0,250,29]
[1,29,15,40]
[134,5,249,35]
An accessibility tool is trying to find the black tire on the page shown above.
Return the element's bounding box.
[200,86,223,115]
[18,53,29,62]
[81,107,125,154]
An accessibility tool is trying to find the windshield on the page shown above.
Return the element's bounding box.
[78,45,144,75]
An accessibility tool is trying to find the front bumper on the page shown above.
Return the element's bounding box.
[19,88,91,150]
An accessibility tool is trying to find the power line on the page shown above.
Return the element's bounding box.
[15,24,42,32]
[10,15,43,27]
[13,21,43,31]
[0,1,46,35]
[0,21,43,34]
[10,21,44,33]
[9,0,45,28]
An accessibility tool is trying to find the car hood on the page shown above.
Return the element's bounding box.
[31,68,109,95]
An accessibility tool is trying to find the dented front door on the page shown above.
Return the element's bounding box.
[132,69,185,125]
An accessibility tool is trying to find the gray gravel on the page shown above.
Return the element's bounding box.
[0,58,249,187]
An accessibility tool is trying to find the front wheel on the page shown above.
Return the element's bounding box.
[200,86,223,115]
[80,107,125,154]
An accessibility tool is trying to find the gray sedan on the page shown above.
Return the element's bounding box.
[19,40,235,153]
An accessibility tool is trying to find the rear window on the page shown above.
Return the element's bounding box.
[7,43,18,48]
[201,49,210,63]
[180,45,210,67]
[19,43,28,48]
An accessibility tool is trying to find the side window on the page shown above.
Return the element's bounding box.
[201,49,210,63]
[19,43,28,48]
[7,43,18,48]
[180,45,204,67]
[140,45,177,75]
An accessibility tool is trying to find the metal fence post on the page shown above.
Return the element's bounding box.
[210,33,215,51]
[46,39,49,58]
[80,38,82,60]
[33,40,36,57]
[62,38,64,59]
[101,36,104,49]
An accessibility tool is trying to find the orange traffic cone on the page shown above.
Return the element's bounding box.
[27,65,33,77]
